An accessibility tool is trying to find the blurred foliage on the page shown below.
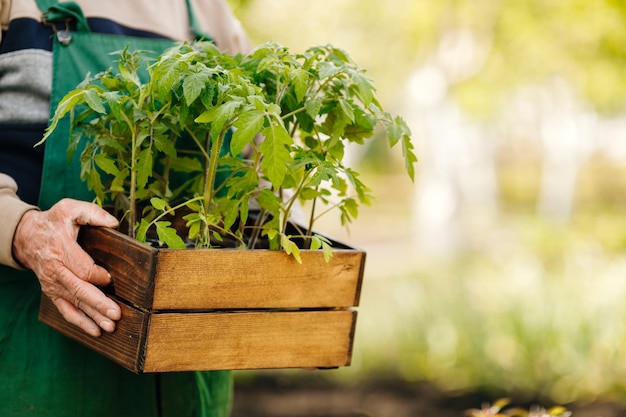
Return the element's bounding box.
[230,0,626,116]
[227,0,626,409]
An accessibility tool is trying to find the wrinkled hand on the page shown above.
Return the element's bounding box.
[13,198,121,337]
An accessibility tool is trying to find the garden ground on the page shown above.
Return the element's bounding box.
[232,372,626,417]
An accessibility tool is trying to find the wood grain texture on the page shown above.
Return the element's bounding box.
[79,226,365,311]
[40,226,364,373]
[143,309,357,372]
[152,249,365,310]
[78,226,157,309]
[38,294,150,373]
[40,295,358,373]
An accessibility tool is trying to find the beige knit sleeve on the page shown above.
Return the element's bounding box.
[193,0,253,54]
[0,0,10,44]
[0,173,38,269]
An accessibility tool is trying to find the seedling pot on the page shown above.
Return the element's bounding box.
[39,226,365,374]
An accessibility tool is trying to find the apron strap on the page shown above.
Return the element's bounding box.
[185,0,213,41]
[36,0,212,41]
[35,1,91,33]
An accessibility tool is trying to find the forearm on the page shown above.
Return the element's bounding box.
[0,173,38,269]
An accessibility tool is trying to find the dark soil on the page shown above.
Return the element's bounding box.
[232,373,626,417]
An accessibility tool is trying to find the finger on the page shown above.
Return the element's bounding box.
[62,240,112,287]
[59,268,122,322]
[48,280,119,334]
[52,297,102,337]
[64,199,119,228]
[54,285,119,334]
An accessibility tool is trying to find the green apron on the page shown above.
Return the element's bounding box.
[0,2,232,416]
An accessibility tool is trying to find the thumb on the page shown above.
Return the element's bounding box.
[62,199,119,228]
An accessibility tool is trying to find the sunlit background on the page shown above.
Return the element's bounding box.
[229,0,626,407]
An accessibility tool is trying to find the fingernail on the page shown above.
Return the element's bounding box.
[107,308,121,320]
[100,319,115,333]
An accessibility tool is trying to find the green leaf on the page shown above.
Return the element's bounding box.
[154,56,181,99]
[311,235,334,262]
[195,100,242,141]
[136,147,153,189]
[153,134,177,158]
[386,116,417,182]
[168,156,204,173]
[305,98,323,119]
[321,239,333,262]
[343,197,359,219]
[231,110,265,155]
[155,221,187,249]
[338,99,355,123]
[135,218,150,243]
[352,72,375,107]
[402,133,417,182]
[84,88,106,114]
[310,235,322,250]
[150,197,168,211]
[37,89,87,146]
[183,70,207,105]
[93,153,120,176]
[260,121,293,188]
[255,188,281,213]
[318,61,340,79]
[281,235,302,264]
[290,68,310,102]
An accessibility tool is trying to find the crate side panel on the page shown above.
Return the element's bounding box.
[142,309,356,372]
[38,295,149,374]
[152,249,365,310]
[79,227,157,309]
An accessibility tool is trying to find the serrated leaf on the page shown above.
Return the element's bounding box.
[196,100,242,143]
[37,89,87,145]
[290,68,310,102]
[183,70,207,105]
[305,98,322,119]
[231,110,265,155]
[352,72,375,107]
[168,156,203,173]
[310,235,322,250]
[321,239,333,262]
[155,221,186,249]
[260,121,293,188]
[94,153,120,176]
[135,218,150,243]
[318,61,340,79]
[150,197,168,211]
[84,88,106,114]
[255,188,281,213]
[153,134,177,158]
[343,197,359,219]
[338,99,355,123]
[136,147,153,189]
[281,235,302,264]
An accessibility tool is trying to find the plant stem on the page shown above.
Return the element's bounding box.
[202,126,228,244]
[280,169,314,238]
[147,196,204,229]
[120,111,137,238]
[247,208,266,249]
[305,185,319,241]
[281,107,306,121]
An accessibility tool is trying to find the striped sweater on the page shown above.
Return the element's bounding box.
[0,0,251,267]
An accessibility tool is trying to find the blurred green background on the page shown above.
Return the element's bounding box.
[229,0,626,406]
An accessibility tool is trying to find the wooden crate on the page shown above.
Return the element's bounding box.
[39,226,365,374]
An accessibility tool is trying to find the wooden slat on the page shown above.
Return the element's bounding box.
[152,249,365,310]
[143,309,357,372]
[38,295,149,373]
[79,226,365,311]
[79,227,157,309]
